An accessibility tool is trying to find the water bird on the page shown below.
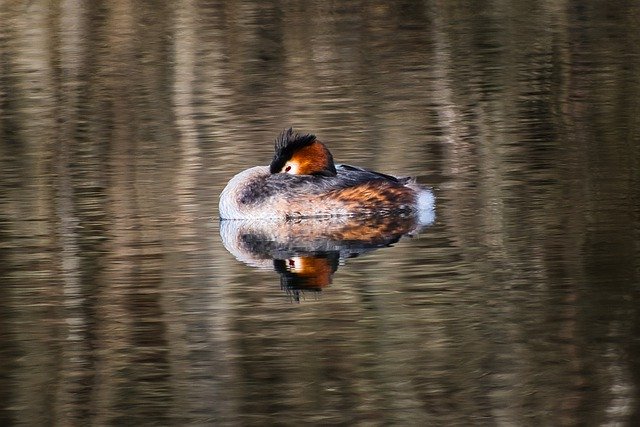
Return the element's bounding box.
[219,128,434,220]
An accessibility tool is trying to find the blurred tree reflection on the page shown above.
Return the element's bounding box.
[0,0,638,425]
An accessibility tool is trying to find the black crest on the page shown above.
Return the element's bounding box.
[269,128,317,174]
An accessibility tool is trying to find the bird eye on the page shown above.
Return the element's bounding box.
[285,165,292,173]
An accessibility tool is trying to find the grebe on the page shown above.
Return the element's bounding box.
[219,129,434,220]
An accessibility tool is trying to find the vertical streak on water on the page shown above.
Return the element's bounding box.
[51,0,91,424]
[92,2,137,425]
[3,2,60,426]
[172,0,238,423]
[171,0,200,423]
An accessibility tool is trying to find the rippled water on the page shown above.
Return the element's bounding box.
[1,1,639,425]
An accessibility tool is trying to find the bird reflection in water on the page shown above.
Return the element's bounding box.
[220,209,435,301]
[274,254,339,299]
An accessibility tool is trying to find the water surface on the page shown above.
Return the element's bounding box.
[1,1,639,425]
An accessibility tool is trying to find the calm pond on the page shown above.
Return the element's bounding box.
[1,1,639,425]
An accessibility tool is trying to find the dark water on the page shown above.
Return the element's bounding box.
[1,1,639,425]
